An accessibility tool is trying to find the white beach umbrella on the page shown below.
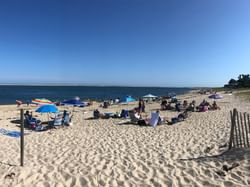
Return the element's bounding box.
[142,94,158,98]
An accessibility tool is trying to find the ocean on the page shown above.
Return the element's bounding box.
[0,85,192,104]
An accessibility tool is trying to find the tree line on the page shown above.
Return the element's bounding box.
[225,74,250,88]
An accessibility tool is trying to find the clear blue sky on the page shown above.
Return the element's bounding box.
[0,0,249,87]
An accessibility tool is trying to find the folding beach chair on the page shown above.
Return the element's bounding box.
[149,112,160,127]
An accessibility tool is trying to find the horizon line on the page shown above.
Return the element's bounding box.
[0,83,215,88]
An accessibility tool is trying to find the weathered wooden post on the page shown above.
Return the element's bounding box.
[229,109,237,149]
[20,109,24,166]
[229,110,234,149]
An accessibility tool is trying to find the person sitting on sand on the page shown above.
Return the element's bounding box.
[134,108,142,120]
[178,111,188,120]
[170,111,189,125]
[186,102,195,112]
[183,100,188,109]
[128,108,143,124]
[24,110,31,119]
[161,100,168,110]
[166,103,174,110]
[93,109,104,119]
[191,100,196,106]
[24,110,34,120]
[210,101,220,110]
[175,102,181,112]
[197,100,211,112]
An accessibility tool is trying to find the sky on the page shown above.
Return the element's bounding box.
[0,0,250,87]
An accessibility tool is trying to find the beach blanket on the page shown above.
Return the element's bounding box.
[0,128,25,138]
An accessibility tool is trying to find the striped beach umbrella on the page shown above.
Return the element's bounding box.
[32,98,54,105]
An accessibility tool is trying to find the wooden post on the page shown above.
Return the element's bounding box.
[240,113,246,147]
[243,113,250,147]
[248,114,250,132]
[20,109,24,166]
[236,111,242,147]
[247,114,250,146]
[229,110,235,149]
[233,109,239,148]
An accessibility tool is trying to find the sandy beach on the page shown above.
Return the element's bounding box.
[0,92,249,187]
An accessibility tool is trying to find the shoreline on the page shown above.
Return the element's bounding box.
[0,86,193,105]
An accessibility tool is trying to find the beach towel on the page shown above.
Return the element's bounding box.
[0,128,23,138]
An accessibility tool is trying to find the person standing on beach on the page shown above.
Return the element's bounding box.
[138,99,145,113]
[142,99,145,112]
[26,100,30,106]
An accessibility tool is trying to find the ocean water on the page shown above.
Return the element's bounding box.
[0,86,192,104]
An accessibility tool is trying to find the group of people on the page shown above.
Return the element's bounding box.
[161,98,220,113]
[101,98,121,108]
[24,109,72,130]
[197,99,220,112]
[129,108,167,126]
[92,95,221,127]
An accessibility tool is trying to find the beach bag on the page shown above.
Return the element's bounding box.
[138,120,147,126]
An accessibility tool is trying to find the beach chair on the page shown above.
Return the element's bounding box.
[63,113,72,125]
[24,115,41,130]
[50,114,63,127]
[128,111,140,124]
[149,112,160,127]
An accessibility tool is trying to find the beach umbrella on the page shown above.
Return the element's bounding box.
[61,98,85,107]
[35,104,58,113]
[142,94,158,102]
[142,94,158,98]
[208,94,223,99]
[32,98,54,105]
[61,97,85,112]
[120,96,136,104]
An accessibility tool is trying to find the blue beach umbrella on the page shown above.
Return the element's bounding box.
[61,98,85,107]
[35,104,58,113]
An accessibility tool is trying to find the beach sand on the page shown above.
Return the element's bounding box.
[0,92,249,187]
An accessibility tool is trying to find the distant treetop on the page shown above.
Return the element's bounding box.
[225,74,250,88]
